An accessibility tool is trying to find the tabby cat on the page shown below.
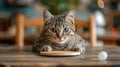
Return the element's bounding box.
[33,10,86,54]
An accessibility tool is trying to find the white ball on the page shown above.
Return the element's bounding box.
[98,51,108,61]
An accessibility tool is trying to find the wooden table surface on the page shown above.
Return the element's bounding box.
[0,45,120,67]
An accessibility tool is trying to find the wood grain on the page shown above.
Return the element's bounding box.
[0,45,120,67]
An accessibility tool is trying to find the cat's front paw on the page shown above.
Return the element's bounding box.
[41,45,52,52]
[74,47,81,52]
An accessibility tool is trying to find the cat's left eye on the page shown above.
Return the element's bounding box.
[50,28,56,32]
[64,27,69,32]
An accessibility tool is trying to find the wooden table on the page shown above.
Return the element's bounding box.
[0,45,120,67]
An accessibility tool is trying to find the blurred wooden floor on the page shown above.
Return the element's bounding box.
[0,45,120,67]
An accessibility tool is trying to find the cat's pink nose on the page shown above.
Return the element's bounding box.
[56,33,62,40]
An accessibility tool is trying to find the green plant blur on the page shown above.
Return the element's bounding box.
[38,0,79,15]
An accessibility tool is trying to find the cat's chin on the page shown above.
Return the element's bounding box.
[52,40,67,44]
[57,38,69,44]
[57,41,67,44]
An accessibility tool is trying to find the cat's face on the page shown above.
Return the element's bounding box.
[43,10,75,44]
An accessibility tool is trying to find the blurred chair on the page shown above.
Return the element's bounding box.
[15,13,44,49]
[75,14,96,47]
[15,13,96,50]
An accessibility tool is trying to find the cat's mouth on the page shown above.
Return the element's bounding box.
[52,37,69,44]
[57,39,68,44]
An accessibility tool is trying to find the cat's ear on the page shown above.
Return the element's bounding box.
[43,10,54,22]
[65,10,75,24]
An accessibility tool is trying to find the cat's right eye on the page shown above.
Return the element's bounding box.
[49,28,56,32]
[64,27,69,32]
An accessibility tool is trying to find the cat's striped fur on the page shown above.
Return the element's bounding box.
[33,10,86,54]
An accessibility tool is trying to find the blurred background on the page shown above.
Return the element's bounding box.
[0,0,120,46]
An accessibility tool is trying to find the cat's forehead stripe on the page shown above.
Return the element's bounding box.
[55,16,64,27]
